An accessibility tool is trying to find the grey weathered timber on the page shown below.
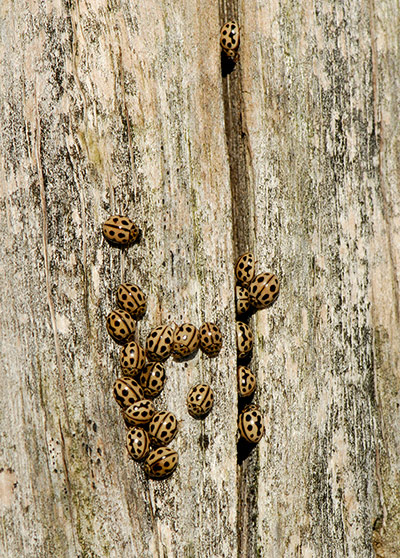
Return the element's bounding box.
[0,1,399,557]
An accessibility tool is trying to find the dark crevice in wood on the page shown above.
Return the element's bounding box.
[219,3,258,558]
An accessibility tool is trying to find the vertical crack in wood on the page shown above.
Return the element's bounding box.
[221,63,253,259]
[35,95,71,432]
[219,4,258,557]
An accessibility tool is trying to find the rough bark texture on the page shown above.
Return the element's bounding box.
[0,1,399,557]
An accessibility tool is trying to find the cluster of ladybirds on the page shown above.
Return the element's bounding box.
[98,23,276,478]
[235,253,280,444]
[102,215,222,480]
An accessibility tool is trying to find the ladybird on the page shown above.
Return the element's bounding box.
[143,447,179,480]
[106,309,136,345]
[113,376,144,409]
[236,321,253,360]
[236,285,250,316]
[120,341,146,376]
[148,411,178,447]
[237,365,256,397]
[126,427,150,462]
[139,362,166,398]
[186,384,214,418]
[145,325,174,362]
[116,283,147,319]
[235,252,256,286]
[238,404,264,443]
[249,272,280,309]
[123,399,155,426]
[220,21,240,59]
[172,323,199,358]
[102,215,139,248]
[199,323,223,357]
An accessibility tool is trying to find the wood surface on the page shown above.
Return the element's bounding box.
[0,1,399,557]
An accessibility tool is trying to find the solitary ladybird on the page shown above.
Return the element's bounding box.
[123,399,155,426]
[236,285,250,316]
[220,21,240,60]
[236,322,253,360]
[102,215,139,248]
[235,253,256,286]
[139,362,166,398]
[126,427,150,462]
[186,384,214,418]
[145,325,174,362]
[249,272,280,309]
[148,411,178,447]
[199,323,223,357]
[143,447,179,479]
[120,341,146,376]
[237,365,256,397]
[106,309,136,345]
[238,404,264,443]
[172,323,199,358]
[116,283,147,319]
[113,376,144,409]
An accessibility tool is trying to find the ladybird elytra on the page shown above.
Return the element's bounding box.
[123,399,156,426]
[235,285,251,316]
[186,384,214,418]
[148,411,178,447]
[234,252,256,286]
[120,341,146,376]
[126,427,150,462]
[249,272,280,310]
[106,309,136,345]
[116,283,147,319]
[236,321,253,360]
[198,322,223,357]
[220,20,240,59]
[102,215,139,248]
[139,362,166,398]
[237,365,256,397]
[113,376,144,409]
[143,447,179,479]
[238,404,264,443]
[172,323,199,358]
[145,325,174,362]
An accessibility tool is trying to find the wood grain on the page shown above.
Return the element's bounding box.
[0,1,399,557]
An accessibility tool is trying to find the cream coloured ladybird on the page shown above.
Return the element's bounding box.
[145,325,174,362]
[199,322,223,357]
[116,283,147,319]
[236,285,250,316]
[187,384,214,418]
[123,399,155,426]
[120,341,146,376]
[220,21,240,60]
[148,411,178,447]
[172,323,199,358]
[236,321,253,360]
[237,365,256,397]
[249,272,280,309]
[106,309,136,345]
[238,404,264,443]
[235,252,256,286]
[113,376,144,409]
[143,447,179,479]
[126,427,150,462]
[139,362,166,398]
[102,215,139,247]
